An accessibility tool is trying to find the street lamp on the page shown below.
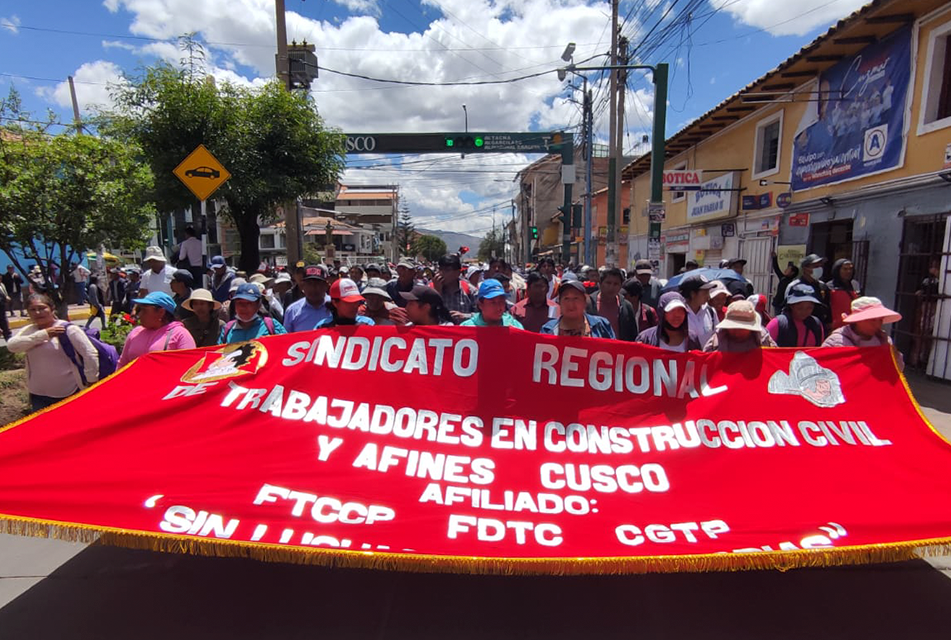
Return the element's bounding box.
[561,42,576,62]
[556,60,669,267]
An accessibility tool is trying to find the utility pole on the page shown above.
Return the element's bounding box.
[275,0,302,266]
[606,0,620,267]
[611,36,629,268]
[67,76,82,135]
[647,63,669,270]
[583,79,594,267]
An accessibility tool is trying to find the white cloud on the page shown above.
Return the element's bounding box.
[708,0,869,37]
[36,60,127,115]
[1,15,19,34]
[332,0,381,15]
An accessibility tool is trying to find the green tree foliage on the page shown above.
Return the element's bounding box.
[413,235,447,262]
[395,203,415,256]
[101,52,346,273]
[478,229,505,262]
[0,87,155,314]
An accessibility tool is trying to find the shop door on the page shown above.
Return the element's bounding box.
[893,214,949,377]
[740,236,774,298]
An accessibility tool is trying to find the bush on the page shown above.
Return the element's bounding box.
[101,313,137,353]
[0,347,24,371]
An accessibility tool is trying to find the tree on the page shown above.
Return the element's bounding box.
[101,51,346,273]
[413,235,447,262]
[478,229,505,262]
[0,87,156,315]
[395,203,415,256]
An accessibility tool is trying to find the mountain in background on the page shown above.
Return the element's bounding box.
[415,228,483,254]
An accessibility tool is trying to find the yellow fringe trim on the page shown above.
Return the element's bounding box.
[1,513,949,576]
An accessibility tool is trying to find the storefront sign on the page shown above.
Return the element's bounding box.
[777,193,793,209]
[688,173,736,222]
[1,330,951,575]
[791,27,912,191]
[788,213,810,227]
[742,193,773,210]
[663,170,703,189]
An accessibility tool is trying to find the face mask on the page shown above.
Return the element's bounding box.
[812,267,823,280]
[236,310,257,323]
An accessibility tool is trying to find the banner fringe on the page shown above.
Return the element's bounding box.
[1,514,949,576]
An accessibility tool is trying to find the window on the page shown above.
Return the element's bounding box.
[260,234,275,249]
[919,21,951,134]
[670,161,688,203]
[752,111,783,179]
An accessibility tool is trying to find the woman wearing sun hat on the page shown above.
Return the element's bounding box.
[182,288,226,347]
[704,300,777,352]
[117,291,196,367]
[822,296,904,370]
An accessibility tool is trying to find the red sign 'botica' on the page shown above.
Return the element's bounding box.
[1,327,950,575]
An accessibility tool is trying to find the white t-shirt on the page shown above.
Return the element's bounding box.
[686,304,717,347]
[659,336,688,352]
[140,264,175,295]
[178,237,203,267]
[72,265,90,283]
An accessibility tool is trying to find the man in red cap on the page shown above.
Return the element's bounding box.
[316,278,375,328]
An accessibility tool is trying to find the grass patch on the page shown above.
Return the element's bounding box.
[0,346,24,371]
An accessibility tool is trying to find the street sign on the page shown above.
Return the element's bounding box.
[777,192,793,208]
[343,132,570,154]
[648,203,666,222]
[173,144,231,202]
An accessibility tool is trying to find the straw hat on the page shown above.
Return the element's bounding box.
[717,300,762,332]
[843,296,901,324]
[249,273,275,288]
[182,288,222,312]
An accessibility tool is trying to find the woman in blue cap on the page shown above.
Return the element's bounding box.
[460,278,524,328]
[117,291,196,367]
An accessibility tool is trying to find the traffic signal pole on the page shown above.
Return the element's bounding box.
[275,0,303,266]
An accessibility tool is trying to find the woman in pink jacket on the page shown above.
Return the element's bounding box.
[117,292,195,368]
[822,296,903,371]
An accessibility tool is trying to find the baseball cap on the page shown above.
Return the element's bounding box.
[801,254,826,268]
[679,273,717,293]
[274,272,292,285]
[634,259,653,275]
[233,282,262,302]
[364,262,381,272]
[400,285,445,308]
[786,283,823,306]
[477,278,507,300]
[362,278,392,300]
[208,255,227,270]
[330,278,364,303]
[132,291,176,315]
[727,258,747,268]
[664,297,688,313]
[172,269,194,286]
[304,265,328,281]
[709,281,730,299]
[229,277,247,293]
[397,259,415,269]
[557,274,587,297]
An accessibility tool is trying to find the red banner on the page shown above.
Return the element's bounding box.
[1,327,951,575]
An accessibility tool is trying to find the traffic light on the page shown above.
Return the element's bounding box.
[530,226,539,240]
[623,207,631,224]
[444,135,484,150]
[571,204,583,228]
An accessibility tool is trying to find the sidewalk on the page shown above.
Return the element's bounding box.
[906,372,951,441]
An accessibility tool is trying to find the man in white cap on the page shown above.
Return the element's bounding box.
[139,246,175,296]
[822,296,904,370]
[362,278,407,325]
[704,300,777,352]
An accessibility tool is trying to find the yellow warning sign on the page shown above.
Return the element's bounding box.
[173,144,231,202]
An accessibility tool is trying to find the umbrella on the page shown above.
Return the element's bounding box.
[85,252,121,266]
[662,267,748,292]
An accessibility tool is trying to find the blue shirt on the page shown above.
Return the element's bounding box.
[210,270,235,303]
[461,312,524,329]
[283,297,332,333]
[314,316,376,328]
[219,316,287,344]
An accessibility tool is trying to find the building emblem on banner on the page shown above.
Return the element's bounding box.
[768,352,845,408]
[863,125,887,162]
[181,341,268,384]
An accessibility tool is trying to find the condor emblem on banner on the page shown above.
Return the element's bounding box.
[181,341,268,385]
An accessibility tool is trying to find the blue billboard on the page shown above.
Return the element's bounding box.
[791,27,911,192]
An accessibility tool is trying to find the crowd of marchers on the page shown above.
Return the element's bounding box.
[4,243,905,415]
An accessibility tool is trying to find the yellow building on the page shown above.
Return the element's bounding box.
[624,0,951,374]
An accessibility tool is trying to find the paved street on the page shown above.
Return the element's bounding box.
[0,370,949,638]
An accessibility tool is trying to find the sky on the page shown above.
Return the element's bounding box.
[0,0,873,237]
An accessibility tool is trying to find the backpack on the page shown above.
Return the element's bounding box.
[222,316,275,343]
[57,325,119,386]
[776,313,823,348]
